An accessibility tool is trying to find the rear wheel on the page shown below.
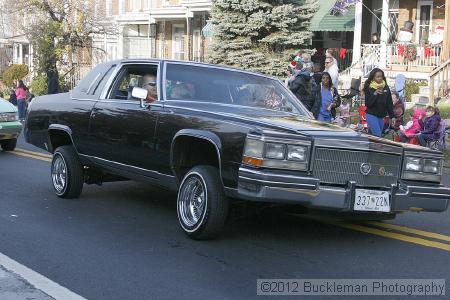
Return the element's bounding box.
[51,146,84,198]
[177,165,229,240]
[0,138,17,151]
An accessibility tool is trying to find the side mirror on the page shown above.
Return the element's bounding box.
[132,87,148,108]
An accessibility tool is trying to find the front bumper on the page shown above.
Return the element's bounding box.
[0,121,22,140]
[238,167,450,213]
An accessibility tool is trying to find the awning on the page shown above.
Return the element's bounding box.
[310,0,355,32]
[202,21,212,38]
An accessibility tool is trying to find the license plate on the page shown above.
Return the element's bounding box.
[354,189,390,212]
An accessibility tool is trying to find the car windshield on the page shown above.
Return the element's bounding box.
[165,63,308,116]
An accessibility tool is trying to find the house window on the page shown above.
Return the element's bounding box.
[124,25,151,58]
[172,24,185,60]
[133,0,140,11]
[389,10,399,43]
[416,1,433,43]
[193,30,201,62]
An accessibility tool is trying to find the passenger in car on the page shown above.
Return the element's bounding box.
[142,74,158,103]
[171,83,195,99]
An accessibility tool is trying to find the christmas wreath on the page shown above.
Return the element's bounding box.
[405,45,417,61]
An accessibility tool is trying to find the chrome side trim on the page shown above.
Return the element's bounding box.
[79,154,175,182]
[48,124,77,153]
[83,154,171,176]
[171,130,224,185]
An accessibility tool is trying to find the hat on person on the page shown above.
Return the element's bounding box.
[289,60,297,69]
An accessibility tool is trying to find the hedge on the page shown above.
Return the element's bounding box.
[2,64,29,87]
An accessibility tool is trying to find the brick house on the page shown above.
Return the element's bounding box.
[92,0,211,65]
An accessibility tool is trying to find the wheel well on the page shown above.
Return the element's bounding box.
[48,129,73,153]
[172,136,220,182]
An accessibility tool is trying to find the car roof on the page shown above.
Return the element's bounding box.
[108,59,277,81]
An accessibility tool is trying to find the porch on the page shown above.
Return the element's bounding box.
[361,43,443,77]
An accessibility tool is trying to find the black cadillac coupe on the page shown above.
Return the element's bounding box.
[25,59,449,239]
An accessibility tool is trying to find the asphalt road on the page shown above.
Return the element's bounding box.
[1,135,450,299]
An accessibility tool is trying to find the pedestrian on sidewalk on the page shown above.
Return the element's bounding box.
[312,63,323,85]
[9,89,17,106]
[288,61,320,114]
[315,72,341,122]
[15,80,28,121]
[363,68,395,137]
[390,91,404,131]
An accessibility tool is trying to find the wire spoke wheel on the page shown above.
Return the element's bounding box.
[178,175,206,228]
[52,154,67,194]
[177,166,229,239]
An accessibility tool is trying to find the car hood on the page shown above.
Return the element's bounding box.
[0,98,17,113]
[168,102,440,154]
[170,101,357,136]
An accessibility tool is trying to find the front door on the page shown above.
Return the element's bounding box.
[88,63,163,173]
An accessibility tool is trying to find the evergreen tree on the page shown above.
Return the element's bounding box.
[208,0,318,77]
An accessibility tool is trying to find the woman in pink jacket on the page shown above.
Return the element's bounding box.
[399,108,426,143]
[15,80,28,121]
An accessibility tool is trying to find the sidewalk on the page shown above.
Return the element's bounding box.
[0,266,54,300]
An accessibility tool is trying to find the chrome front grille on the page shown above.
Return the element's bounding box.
[312,148,401,187]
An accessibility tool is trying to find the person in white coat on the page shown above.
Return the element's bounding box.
[324,54,339,89]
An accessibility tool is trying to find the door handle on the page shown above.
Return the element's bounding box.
[90,107,103,119]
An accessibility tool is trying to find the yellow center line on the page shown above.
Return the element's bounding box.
[10,151,51,162]
[294,214,450,252]
[366,221,450,243]
[15,148,52,158]
[337,223,450,252]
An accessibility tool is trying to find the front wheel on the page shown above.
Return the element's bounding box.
[1,138,17,151]
[177,165,229,240]
[51,146,84,198]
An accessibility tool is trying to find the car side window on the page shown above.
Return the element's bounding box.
[108,64,159,102]
[164,63,305,115]
[72,62,115,99]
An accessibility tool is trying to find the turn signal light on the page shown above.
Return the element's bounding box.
[242,156,263,168]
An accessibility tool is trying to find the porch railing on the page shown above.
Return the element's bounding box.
[361,43,443,70]
[429,59,450,103]
[387,43,442,68]
[361,44,381,76]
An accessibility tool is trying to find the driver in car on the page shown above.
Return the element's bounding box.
[142,74,158,103]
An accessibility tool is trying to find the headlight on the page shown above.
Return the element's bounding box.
[287,145,307,161]
[0,112,18,122]
[402,156,442,182]
[405,157,422,172]
[265,143,286,160]
[242,136,310,171]
[423,159,440,174]
[243,138,264,158]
